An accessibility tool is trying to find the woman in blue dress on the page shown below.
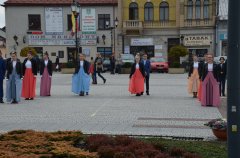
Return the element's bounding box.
[72,53,90,96]
[6,52,22,104]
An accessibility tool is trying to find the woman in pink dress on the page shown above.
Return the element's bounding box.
[200,54,220,107]
[40,52,52,96]
[129,55,145,96]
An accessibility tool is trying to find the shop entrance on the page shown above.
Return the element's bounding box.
[67,47,82,63]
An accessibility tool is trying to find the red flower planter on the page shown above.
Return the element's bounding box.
[212,129,227,141]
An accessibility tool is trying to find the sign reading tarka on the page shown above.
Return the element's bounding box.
[81,8,96,33]
[184,35,211,46]
[131,38,153,46]
[45,7,63,35]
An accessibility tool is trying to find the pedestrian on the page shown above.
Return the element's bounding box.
[89,57,97,84]
[55,56,60,72]
[40,52,52,96]
[188,55,201,98]
[94,53,106,84]
[110,54,116,74]
[0,50,6,103]
[197,54,208,101]
[115,54,122,74]
[218,57,227,96]
[142,53,151,95]
[200,54,220,107]
[6,52,22,104]
[129,54,145,96]
[22,51,37,100]
[72,53,91,96]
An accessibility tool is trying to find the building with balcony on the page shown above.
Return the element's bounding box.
[179,0,217,57]
[3,0,118,63]
[216,0,228,56]
[118,0,217,59]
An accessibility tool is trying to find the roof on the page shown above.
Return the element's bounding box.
[4,0,118,6]
[218,0,228,20]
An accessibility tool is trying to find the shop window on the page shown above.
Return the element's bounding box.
[129,2,139,20]
[160,2,169,21]
[28,14,41,30]
[195,0,201,19]
[144,2,154,21]
[97,47,112,60]
[203,0,209,19]
[51,52,56,56]
[187,0,193,19]
[98,14,110,30]
[58,51,64,58]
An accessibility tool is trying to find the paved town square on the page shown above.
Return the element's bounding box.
[0,73,222,139]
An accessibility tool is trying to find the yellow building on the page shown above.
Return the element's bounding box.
[118,0,216,58]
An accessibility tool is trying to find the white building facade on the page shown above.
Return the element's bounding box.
[4,0,118,64]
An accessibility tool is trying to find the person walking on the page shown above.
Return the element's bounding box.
[218,57,227,96]
[22,51,37,100]
[72,54,91,96]
[94,53,106,84]
[110,54,116,74]
[200,54,220,107]
[40,52,53,96]
[129,55,145,96]
[6,52,22,104]
[188,55,201,98]
[142,53,151,95]
[55,56,60,72]
[89,57,97,84]
[0,50,6,103]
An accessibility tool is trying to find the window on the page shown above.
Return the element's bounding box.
[144,2,154,21]
[98,14,110,30]
[58,51,64,58]
[195,0,201,19]
[97,47,112,60]
[187,0,193,19]
[203,0,209,19]
[160,2,169,21]
[28,14,41,30]
[129,2,138,20]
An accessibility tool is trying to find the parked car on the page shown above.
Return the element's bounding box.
[150,57,169,73]
[103,59,111,72]
[214,56,227,64]
[120,54,135,66]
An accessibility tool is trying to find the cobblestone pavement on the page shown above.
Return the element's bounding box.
[0,73,222,139]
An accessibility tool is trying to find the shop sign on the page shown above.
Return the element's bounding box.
[45,7,63,35]
[184,35,211,46]
[28,34,96,46]
[131,38,153,46]
[81,8,96,33]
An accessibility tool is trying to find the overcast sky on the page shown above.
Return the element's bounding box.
[0,0,6,28]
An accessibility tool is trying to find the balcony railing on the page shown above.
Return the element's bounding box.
[123,20,177,30]
[143,20,177,28]
[123,20,143,29]
[184,19,215,27]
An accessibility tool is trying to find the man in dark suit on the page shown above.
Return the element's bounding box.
[142,53,151,95]
[219,57,227,96]
[0,51,6,103]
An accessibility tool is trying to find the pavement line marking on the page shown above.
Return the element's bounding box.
[90,99,113,117]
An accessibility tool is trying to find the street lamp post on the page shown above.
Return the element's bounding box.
[227,1,240,157]
[71,0,80,63]
[106,17,118,53]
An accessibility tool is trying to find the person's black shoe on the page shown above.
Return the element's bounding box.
[25,98,29,100]
[104,79,106,84]
[11,100,18,104]
[86,92,89,95]
[141,92,143,95]
[146,92,150,96]
[136,94,141,96]
[29,98,34,100]
[0,100,4,103]
[79,92,84,96]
